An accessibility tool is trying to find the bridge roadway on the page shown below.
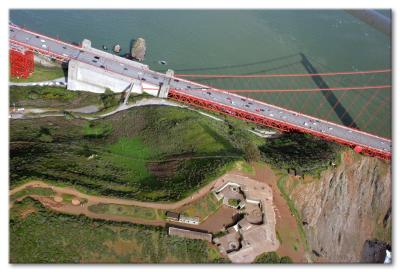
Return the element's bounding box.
[9,24,391,159]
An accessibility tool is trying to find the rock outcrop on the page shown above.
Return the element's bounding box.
[131,38,146,61]
[287,151,391,262]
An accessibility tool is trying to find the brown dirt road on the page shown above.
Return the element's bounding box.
[10,163,306,262]
[9,175,230,229]
[10,176,224,211]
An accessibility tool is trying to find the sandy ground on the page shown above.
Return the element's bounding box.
[195,205,238,233]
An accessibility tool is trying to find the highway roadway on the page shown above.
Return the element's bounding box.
[173,87,391,154]
[9,24,202,91]
[9,24,391,157]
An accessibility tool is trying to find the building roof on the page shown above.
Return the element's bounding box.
[166,211,180,220]
[179,215,200,223]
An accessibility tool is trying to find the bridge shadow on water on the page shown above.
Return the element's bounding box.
[300,53,358,129]
[174,51,360,129]
[174,53,300,73]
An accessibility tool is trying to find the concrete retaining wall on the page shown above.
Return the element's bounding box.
[67,59,160,95]
[67,39,159,95]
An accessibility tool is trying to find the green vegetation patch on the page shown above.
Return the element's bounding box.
[10,198,220,263]
[254,251,293,264]
[10,86,101,109]
[62,193,74,202]
[235,160,255,174]
[260,132,340,175]
[83,121,113,139]
[10,63,65,83]
[88,203,159,221]
[228,198,241,207]
[10,106,252,202]
[108,137,152,159]
[10,187,55,202]
[180,193,222,221]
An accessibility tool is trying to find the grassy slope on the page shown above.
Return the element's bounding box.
[10,105,259,201]
[88,203,162,221]
[10,187,55,202]
[10,63,66,83]
[10,85,102,109]
[10,198,224,263]
[180,192,222,221]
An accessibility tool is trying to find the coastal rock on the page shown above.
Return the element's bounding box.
[360,239,389,263]
[287,151,391,262]
[131,38,146,61]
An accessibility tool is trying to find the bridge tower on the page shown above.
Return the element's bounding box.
[158,69,174,98]
[9,48,34,79]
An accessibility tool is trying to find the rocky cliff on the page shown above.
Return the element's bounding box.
[287,151,391,263]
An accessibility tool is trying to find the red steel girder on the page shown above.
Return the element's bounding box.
[9,49,34,78]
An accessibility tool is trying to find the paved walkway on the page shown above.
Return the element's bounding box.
[9,77,67,87]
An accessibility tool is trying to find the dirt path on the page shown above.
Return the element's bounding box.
[10,177,223,211]
[9,177,233,230]
[25,195,166,227]
[10,164,306,262]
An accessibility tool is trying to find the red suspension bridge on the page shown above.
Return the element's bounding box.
[9,24,392,160]
[175,67,391,138]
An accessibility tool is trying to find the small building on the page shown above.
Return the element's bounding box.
[168,227,212,242]
[215,183,246,208]
[165,211,180,221]
[179,215,200,225]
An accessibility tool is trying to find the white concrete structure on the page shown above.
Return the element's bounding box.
[178,215,200,225]
[158,69,174,98]
[212,174,279,263]
[67,39,161,96]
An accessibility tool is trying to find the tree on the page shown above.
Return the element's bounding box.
[243,142,261,162]
[279,256,293,263]
[254,252,293,264]
[100,88,117,109]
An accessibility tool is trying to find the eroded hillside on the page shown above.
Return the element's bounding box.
[286,151,391,262]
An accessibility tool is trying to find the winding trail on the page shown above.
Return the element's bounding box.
[9,77,66,87]
[9,174,227,229]
[10,176,223,210]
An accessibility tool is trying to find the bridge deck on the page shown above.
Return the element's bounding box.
[9,24,391,159]
[171,87,391,159]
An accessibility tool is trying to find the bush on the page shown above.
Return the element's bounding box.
[243,142,261,162]
[228,198,240,207]
[254,252,293,264]
[259,132,339,174]
[100,88,118,109]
